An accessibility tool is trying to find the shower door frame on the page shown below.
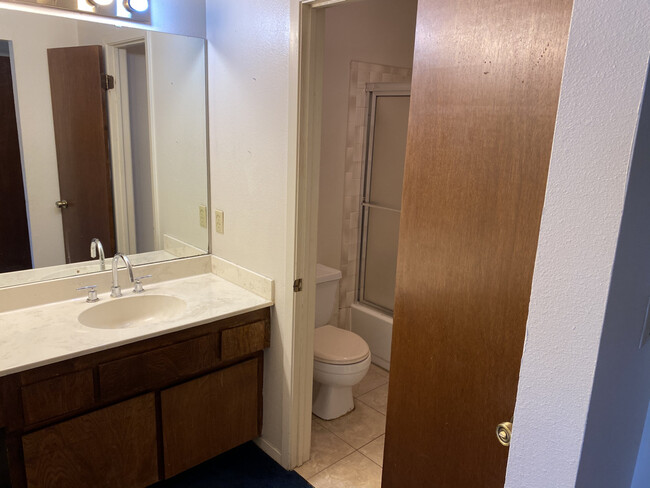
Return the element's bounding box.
[357,83,410,316]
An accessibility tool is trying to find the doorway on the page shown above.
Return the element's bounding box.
[292,0,417,484]
[292,0,573,485]
[0,40,31,272]
[105,39,156,256]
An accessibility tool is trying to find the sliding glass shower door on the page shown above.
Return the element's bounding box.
[358,84,410,315]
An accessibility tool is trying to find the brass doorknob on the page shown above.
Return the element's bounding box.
[496,421,513,447]
[55,200,69,209]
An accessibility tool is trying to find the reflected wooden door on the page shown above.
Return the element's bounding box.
[47,45,115,263]
[0,55,32,272]
[382,0,572,486]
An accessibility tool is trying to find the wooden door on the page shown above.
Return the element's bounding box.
[47,46,115,263]
[0,55,32,272]
[382,1,572,486]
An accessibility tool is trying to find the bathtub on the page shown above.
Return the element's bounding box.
[350,302,392,371]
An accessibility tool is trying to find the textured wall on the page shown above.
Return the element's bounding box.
[576,66,650,487]
[205,0,292,464]
[505,0,650,486]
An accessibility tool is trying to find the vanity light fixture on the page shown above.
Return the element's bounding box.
[3,0,150,23]
[123,0,149,13]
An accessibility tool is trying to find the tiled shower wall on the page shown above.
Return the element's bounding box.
[337,61,411,330]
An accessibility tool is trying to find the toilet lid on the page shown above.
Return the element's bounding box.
[314,325,370,365]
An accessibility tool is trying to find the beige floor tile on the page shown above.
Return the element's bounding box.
[295,421,355,480]
[359,435,385,467]
[358,383,388,415]
[316,401,385,449]
[309,451,382,488]
[353,364,389,397]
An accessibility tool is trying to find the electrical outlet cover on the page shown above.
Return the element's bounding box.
[215,209,224,234]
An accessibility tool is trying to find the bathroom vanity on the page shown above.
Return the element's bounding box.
[0,258,274,488]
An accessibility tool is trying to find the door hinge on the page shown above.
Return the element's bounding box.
[293,278,303,293]
[101,74,115,91]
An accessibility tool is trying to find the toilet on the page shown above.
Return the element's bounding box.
[313,264,371,420]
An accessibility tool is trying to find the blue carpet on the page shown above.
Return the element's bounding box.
[153,442,313,488]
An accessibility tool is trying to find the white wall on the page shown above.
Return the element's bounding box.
[505,1,650,486]
[148,31,208,251]
[150,0,206,38]
[76,22,142,44]
[317,0,417,270]
[205,0,293,464]
[575,67,650,487]
[0,10,79,267]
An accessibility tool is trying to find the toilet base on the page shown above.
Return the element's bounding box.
[312,382,355,420]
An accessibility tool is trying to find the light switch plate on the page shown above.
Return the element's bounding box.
[639,297,650,349]
[199,205,207,228]
[214,209,224,234]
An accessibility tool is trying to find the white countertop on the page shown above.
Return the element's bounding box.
[0,272,272,377]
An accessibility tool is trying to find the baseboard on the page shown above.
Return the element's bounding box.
[254,436,283,466]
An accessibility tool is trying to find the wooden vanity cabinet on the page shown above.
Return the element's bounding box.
[161,358,261,478]
[0,307,270,488]
[22,394,159,488]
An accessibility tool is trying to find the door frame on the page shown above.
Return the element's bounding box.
[105,36,159,254]
[288,0,357,468]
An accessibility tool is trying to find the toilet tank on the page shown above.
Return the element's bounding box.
[315,264,342,327]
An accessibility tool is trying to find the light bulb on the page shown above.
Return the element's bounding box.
[123,0,148,13]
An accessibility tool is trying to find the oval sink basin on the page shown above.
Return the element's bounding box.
[78,295,186,329]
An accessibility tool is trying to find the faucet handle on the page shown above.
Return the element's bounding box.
[77,285,99,303]
[133,275,153,294]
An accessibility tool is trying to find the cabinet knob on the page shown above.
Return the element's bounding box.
[55,200,69,209]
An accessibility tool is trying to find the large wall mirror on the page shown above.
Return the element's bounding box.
[0,8,209,287]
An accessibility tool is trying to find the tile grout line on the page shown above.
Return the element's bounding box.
[355,396,387,417]
[353,379,389,399]
[325,423,385,461]
[308,449,382,482]
[305,451,358,482]
[357,449,383,470]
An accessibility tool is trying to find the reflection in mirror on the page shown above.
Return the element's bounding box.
[0,9,209,287]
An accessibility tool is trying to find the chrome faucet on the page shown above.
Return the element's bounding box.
[90,238,105,271]
[111,253,134,298]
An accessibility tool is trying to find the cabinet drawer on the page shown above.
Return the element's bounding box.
[22,394,158,488]
[160,358,260,478]
[221,320,268,360]
[22,369,94,425]
[99,334,217,401]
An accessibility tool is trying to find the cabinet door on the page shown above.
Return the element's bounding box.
[22,394,158,488]
[161,358,260,478]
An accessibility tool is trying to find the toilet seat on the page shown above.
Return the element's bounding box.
[314,325,370,365]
